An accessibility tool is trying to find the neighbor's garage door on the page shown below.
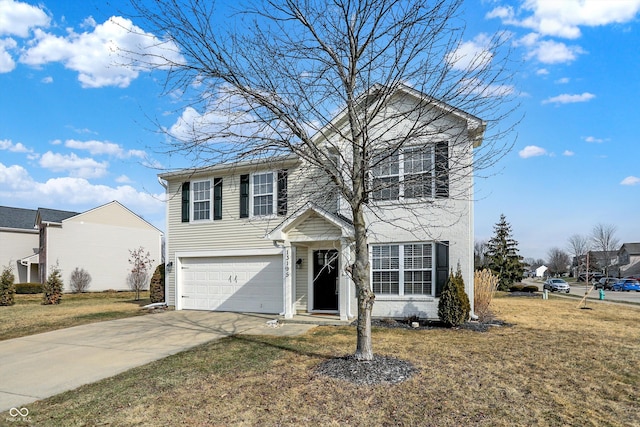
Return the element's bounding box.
[179,255,283,313]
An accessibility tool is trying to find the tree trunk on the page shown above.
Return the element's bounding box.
[352,205,374,360]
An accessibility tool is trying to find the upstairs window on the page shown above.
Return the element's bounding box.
[253,172,274,216]
[371,142,448,201]
[192,180,211,220]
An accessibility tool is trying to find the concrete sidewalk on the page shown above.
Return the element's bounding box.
[0,311,316,412]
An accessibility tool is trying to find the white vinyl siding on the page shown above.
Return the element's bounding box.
[372,243,433,296]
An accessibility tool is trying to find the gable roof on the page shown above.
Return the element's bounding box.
[619,243,640,255]
[0,206,37,230]
[266,202,355,241]
[37,207,79,224]
[311,83,486,148]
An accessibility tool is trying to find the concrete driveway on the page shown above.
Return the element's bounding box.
[0,311,315,412]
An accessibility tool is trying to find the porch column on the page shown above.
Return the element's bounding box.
[283,241,294,319]
[339,237,351,321]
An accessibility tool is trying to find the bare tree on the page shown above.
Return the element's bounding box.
[474,240,488,270]
[567,234,590,277]
[128,247,154,301]
[546,247,570,277]
[131,0,515,360]
[591,224,619,278]
[69,267,92,293]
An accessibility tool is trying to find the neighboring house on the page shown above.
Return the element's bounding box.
[535,265,548,278]
[617,243,640,277]
[0,201,163,292]
[0,206,41,283]
[159,86,484,320]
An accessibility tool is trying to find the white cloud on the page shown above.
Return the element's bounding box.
[41,75,52,83]
[519,145,547,158]
[446,33,495,71]
[583,136,607,143]
[488,0,640,39]
[0,161,164,219]
[0,0,50,37]
[542,92,595,105]
[518,35,585,64]
[563,150,575,156]
[20,16,184,88]
[64,139,145,159]
[621,176,640,186]
[39,151,108,178]
[536,68,549,75]
[115,174,132,184]
[0,37,16,72]
[555,77,570,84]
[459,77,515,98]
[0,138,31,153]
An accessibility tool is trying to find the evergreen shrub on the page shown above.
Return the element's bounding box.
[438,268,470,327]
[15,283,42,294]
[0,265,16,306]
[149,264,165,303]
[42,265,63,305]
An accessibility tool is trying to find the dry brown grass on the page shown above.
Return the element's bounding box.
[5,296,640,426]
[0,291,150,341]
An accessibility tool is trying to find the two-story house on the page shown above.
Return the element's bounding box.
[159,86,484,320]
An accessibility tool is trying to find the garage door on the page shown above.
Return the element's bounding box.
[179,255,283,313]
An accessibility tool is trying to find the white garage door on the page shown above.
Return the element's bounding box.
[179,255,283,313]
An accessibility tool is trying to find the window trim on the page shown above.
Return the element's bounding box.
[370,242,435,297]
[191,179,212,222]
[250,171,277,218]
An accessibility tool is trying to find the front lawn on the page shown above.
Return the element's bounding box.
[0,291,150,341]
[5,296,639,426]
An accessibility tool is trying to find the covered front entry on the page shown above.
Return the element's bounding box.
[267,203,355,320]
[312,249,339,311]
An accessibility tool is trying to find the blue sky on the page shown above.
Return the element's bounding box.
[1,0,639,260]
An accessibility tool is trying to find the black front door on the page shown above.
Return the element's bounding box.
[313,249,339,311]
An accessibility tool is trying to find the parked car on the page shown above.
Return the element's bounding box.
[595,277,618,290]
[543,278,571,293]
[612,279,640,292]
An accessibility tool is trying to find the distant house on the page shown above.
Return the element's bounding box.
[535,265,548,278]
[617,243,640,277]
[0,201,163,292]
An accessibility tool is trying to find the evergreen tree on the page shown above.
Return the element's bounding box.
[438,267,470,327]
[0,265,16,306]
[42,264,63,305]
[485,214,524,291]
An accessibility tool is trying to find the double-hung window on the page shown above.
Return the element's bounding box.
[192,180,211,221]
[371,142,448,201]
[372,243,434,296]
[252,172,275,216]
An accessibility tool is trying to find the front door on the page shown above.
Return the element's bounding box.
[313,249,339,311]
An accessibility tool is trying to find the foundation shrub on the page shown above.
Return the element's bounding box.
[15,283,42,294]
[149,264,165,303]
[0,265,16,306]
[438,268,470,327]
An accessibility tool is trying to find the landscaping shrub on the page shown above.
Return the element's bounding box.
[474,269,498,321]
[0,265,16,306]
[42,264,63,305]
[149,263,165,303]
[15,283,43,294]
[522,285,539,293]
[69,267,92,293]
[438,268,470,327]
[127,247,154,301]
[509,284,524,292]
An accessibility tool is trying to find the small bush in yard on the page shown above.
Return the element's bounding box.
[509,284,524,292]
[69,267,92,293]
[0,265,16,306]
[127,247,154,301]
[474,269,498,321]
[522,285,538,293]
[438,268,470,327]
[149,264,165,303]
[15,283,42,294]
[42,264,63,305]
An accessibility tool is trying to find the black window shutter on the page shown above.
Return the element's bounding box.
[181,181,190,223]
[239,174,249,218]
[213,178,223,220]
[435,241,449,297]
[435,142,449,198]
[277,169,288,216]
